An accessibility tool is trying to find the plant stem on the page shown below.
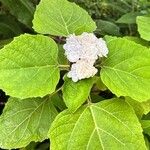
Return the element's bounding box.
[49,87,62,98]
[59,64,70,70]
[88,96,92,104]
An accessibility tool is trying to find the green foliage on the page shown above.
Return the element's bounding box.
[49,98,146,150]
[137,16,150,41]
[0,96,58,149]
[62,77,96,112]
[0,34,60,98]
[0,0,35,27]
[0,39,12,49]
[58,45,69,66]
[51,93,67,111]
[96,20,120,36]
[125,97,150,118]
[0,0,150,149]
[0,15,23,39]
[33,0,96,36]
[101,38,150,101]
[116,12,142,24]
[141,120,150,136]
[124,36,149,47]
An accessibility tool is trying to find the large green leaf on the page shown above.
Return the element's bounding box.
[62,77,95,112]
[137,16,150,41]
[0,96,58,149]
[101,38,150,101]
[0,0,35,27]
[0,34,60,98]
[33,0,96,37]
[49,98,146,150]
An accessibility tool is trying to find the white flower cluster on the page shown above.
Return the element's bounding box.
[63,32,108,82]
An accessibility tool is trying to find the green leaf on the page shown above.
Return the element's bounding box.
[0,0,35,27]
[125,97,150,118]
[49,98,146,150]
[116,12,142,24]
[96,19,120,36]
[0,96,58,149]
[0,15,23,39]
[141,120,150,136]
[137,16,150,41]
[0,34,60,98]
[101,38,150,101]
[124,36,149,47]
[141,100,150,115]
[51,93,67,111]
[95,77,107,91]
[144,135,150,150]
[104,35,118,43]
[90,94,105,103]
[58,45,69,65]
[62,77,95,112]
[21,142,37,150]
[105,35,149,48]
[0,39,12,49]
[33,0,96,37]
[126,97,143,118]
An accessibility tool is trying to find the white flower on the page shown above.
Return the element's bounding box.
[63,32,108,63]
[96,38,109,57]
[63,32,109,82]
[63,34,81,62]
[67,59,98,82]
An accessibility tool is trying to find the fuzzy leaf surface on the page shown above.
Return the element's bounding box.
[33,0,96,36]
[0,96,58,149]
[101,38,150,101]
[0,34,59,98]
[49,98,146,150]
[137,16,150,41]
[62,77,95,112]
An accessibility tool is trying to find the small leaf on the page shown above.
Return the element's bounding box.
[62,77,95,112]
[0,96,58,149]
[96,19,120,36]
[58,45,69,65]
[0,0,35,27]
[33,0,96,36]
[101,38,150,101]
[95,77,107,91]
[116,12,142,24]
[49,98,146,150]
[0,34,60,98]
[137,16,150,41]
